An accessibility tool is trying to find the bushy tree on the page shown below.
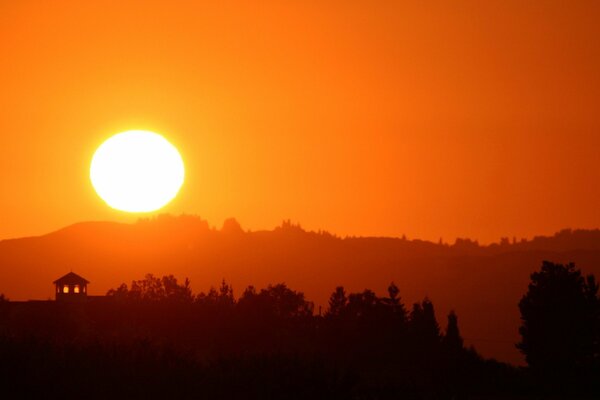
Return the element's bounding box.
[237,283,313,318]
[107,274,193,303]
[196,279,235,308]
[261,283,314,318]
[346,289,379,318]
[326,286,347,318]
[410,298,441,346]
[518,261,599,380]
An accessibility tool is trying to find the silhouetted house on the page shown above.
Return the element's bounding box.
[53,272,89,302]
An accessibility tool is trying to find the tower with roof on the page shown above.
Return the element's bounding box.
[53,272,89,302]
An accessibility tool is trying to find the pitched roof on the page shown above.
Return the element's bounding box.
[53,272,90,285]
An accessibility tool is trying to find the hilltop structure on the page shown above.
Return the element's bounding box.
[53,272,89,302]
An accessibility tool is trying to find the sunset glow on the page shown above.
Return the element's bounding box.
[90,131,185,213]
[1,1,599,242]
[1,2,600,394]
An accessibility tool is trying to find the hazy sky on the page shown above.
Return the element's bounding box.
[1,0,599,243]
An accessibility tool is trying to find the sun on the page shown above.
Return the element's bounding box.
[90,130,185,213]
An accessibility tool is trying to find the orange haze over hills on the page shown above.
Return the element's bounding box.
[1,1,600,243]
[1,215,600,366]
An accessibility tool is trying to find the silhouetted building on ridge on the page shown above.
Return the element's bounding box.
[53,272,89,302]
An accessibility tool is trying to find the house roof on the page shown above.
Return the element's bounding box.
[53,272,90,285]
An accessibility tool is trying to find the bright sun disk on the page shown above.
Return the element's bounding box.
[90,130,185,213]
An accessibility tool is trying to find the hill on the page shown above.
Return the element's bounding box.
[1,214,599,365]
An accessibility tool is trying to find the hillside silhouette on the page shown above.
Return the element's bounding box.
[1,214,600,365]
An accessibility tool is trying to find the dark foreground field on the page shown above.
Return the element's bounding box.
[1,264,598,399]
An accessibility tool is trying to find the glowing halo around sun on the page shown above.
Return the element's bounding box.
[90,130,185,213]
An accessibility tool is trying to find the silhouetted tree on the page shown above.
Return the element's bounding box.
[410,298,441,346]
[241,285,256,298]
[162,275,194,302]
[326,286,347,318]
[262,283,313,318]
[132,274,164,300]
[106,283,129,299]
[442,310,464,352]
[384,282,407,324]
[518,261,600,386]
[107,274,193,302]
[0,294,8,332]
[237,283,313,319]
[196,279,235,307]
[346,289,378,319]
[387,282,399,305]
[217,279,235,304]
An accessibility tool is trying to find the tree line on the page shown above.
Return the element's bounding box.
[0,261,598,398]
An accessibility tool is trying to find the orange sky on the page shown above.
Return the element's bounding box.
[1,0,599,243]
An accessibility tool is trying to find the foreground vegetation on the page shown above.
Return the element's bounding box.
[0,261,598,399]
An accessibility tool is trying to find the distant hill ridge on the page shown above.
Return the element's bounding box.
[1,214,600,366]
[35,215,600,252]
